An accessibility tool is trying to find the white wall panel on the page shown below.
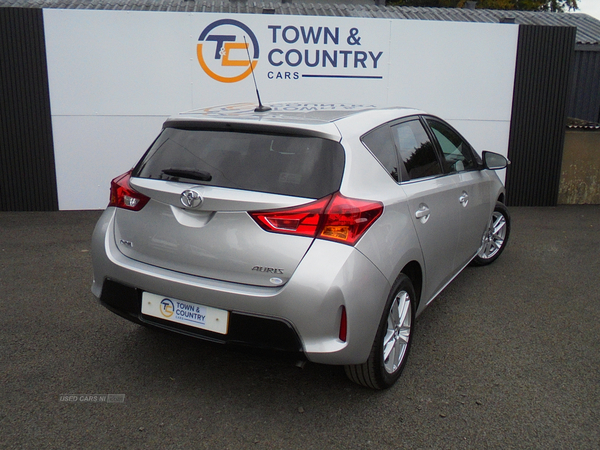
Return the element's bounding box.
[52,115,167,210]
[43,9,519,210]
[44,9,193,116]
[388,20,518,122]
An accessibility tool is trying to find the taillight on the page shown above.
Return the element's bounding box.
[320,193,384,245]
[250,192,383,246]
[251,195,332,238]
[108,170,150,211]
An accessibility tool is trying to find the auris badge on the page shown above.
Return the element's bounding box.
[180,190,203,208]
[197,19,259,83]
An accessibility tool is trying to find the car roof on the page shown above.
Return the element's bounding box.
[166,102,426,140]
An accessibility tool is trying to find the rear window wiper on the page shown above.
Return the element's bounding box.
[161,168,212,182]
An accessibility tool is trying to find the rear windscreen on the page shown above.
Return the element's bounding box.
[133,128,345,199]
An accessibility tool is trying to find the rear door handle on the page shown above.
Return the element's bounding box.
[415,204,431,222]
[459,192,469,206]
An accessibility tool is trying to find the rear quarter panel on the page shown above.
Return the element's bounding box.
[335,122,425,307]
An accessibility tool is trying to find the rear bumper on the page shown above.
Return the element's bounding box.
[91,208,391,365]
[99,279,303,352]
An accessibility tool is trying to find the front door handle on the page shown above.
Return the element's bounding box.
[459,192,469,206]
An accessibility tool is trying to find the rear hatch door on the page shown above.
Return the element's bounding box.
[113,125,345,287]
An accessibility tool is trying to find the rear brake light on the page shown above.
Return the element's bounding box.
[108,170,150,211]
[250,192,383,246]
[251,195,332,238]
[320,193,383,245]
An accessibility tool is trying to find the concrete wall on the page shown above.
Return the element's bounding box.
[558,129,600,204]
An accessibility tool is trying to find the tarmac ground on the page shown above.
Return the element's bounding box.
[1,206,599,449]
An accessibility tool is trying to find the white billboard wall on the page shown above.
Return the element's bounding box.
[43,9,519,210]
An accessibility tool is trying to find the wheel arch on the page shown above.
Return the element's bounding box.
[398,260,423,311]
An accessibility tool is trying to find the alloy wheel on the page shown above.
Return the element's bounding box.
[383,290,412,374]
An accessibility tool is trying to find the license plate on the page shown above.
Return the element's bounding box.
[141,292,229,335]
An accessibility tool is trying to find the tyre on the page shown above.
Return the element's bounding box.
[471,201,511,266]
[345,275,415,389]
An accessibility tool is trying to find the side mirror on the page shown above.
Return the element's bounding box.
[482,151,510,170]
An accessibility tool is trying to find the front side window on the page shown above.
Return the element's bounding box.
[426,119,477,173]
[392,120,443,181]
[133,127,345,199]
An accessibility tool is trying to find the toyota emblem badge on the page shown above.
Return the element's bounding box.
[180,190,203,208]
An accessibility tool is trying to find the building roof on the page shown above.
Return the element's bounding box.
[2,0,599,45]
[567,117,600,130]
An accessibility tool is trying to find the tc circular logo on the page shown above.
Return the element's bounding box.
[160,298,175,318]
[197,19,259,83]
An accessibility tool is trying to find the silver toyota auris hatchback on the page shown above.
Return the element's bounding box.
[91,102,510,389]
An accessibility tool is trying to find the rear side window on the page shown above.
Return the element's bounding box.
[133,128,345,199]
[361,125,399,182]
[392,120,443,181]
